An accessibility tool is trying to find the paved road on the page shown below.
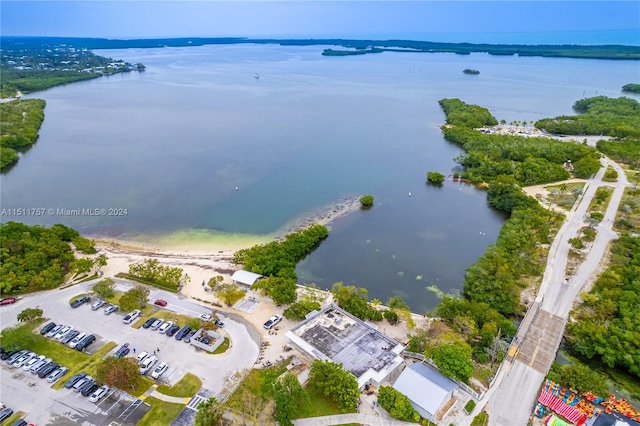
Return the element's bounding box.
[485,157,631,426]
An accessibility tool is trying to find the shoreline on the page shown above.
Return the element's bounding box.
[89,195,362,258]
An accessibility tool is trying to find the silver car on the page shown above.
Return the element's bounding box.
[23,354,45,371]
[150,319,163,330]
[47,366,69,383]
[89,385,109,403]
[104,305,118,315]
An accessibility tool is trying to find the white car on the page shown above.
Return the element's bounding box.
[23,354,45,371]
[69,332,87,349]
[47,366,69,383]
[139,355,158,375]
[123,309,141,324]
[199,313,212,321]
[12,352,36,368]
[135,351,149,364]
[158,321,173,334]
[151,362,168,379]
[90,300,105,311]
[263,314,282,329]
[55,326,74,341]
[89,385,109,403]
[150,319,163,330]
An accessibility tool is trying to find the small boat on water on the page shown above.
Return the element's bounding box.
[254,73,260,79]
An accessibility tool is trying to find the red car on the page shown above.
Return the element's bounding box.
[0,298,17,306]
[154,299,167,307]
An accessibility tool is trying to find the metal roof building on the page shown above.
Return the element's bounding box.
[231,270,264,286]
[393,362,458,422]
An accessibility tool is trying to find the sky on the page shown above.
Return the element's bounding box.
[1,1,639,45]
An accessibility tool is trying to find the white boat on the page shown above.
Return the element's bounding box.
[254,73,259,79]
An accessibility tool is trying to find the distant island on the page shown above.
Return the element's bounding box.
[622,83,640,93]
[463,69,480,75]
[1,36,639,61]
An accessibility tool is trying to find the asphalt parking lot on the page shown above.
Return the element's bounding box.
[0,279,260,425]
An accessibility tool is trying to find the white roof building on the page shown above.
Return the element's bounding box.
[231,270,263,287]
[393,362,458,422]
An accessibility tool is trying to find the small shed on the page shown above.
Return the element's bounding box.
[231,270,264,287]
[393,362,458,422]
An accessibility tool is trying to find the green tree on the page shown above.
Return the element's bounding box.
[16,307,43,322]
[383,309,399,324]
[273,373,306,426]
[359,195,374,208]
[95,357,139,391]
[216,283,246,306]
[94,254,108,272]
[195,397,224,426]
[92,278,115,298]
[70,257,94,278]
[427,171,445,184]
[119,285,149,312]
[432,342,475,382]
[72,236,96,254]
[283,299,321,320]
[128,258,184,291]
[331,282,382,321]
[308,359,359,410]
[252,275,297,305]
[207,275,224,291]
[378,385,420,422]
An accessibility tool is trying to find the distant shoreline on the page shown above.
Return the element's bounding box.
[3,36,639,61]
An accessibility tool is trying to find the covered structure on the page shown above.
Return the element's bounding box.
[286,304,404,389]
[231,270,263,287]
[393,362,458,422]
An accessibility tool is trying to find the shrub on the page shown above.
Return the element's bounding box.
[427,171,445,184]
[359,195,374,208]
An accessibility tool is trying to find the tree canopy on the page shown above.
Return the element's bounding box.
[308,359,359,410]
[439,98,498,129]
[331,282,383,321]
[95,357,139,391]
[128,258,184,291]
[0,222,78,295]
[0,99,46,170]
[378,385,420,422]
[272,372,306,426]
[119,285,149,312]
[432,342,475,383]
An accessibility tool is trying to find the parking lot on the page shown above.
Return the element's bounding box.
[0,279,260,425]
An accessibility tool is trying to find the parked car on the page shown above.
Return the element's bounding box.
[29,357,51,374]
[75,334,96,351]
[104,305,118,315]
[113,343,130,358]
[166,324,180,337]
[73,376,92,392]
[183,329,197,343]
[38,362,61,378]
[1,347,19,361]
[0,297,17,306]
[154,299,168,307]
[54,325,74,341]
[70,295,90,308]
[33,360,55,375]
[64,372,87,388]
[215,319,225,328]
[142,317,157,329]
[135,351,149,364]
[11,419,27,426]
[89,385,109,403]
[139,355,158,375]
[0,408,13,422]
[150,319,163,330]
[61,330,80,344]
[40,321,57,335]
[23,355,45,371]
[263,314,282,329]
[47,366,69,383]
[150,361,168,379]
[175,325,191,341]
[12,352,36,368]
[81,380,99,397]
[199,313,212,321]
[5,349,28,365]
[68,332,87,349]
[46,324,64,338]
[123,309,141,324]
[158,321,173,334]
[91,300,105,311]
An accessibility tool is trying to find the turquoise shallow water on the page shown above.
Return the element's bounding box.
[2,44,639,311]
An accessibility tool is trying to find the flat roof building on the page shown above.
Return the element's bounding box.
[285,304,404,389]
[231,270,263,287]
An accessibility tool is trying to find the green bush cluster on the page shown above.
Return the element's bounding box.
[378,386,420,422]
[331,282,383,321]
[566,235,640,377]
[0,222,78,294]
[128,259,183,291]
[536,96,640,138]
[252,276,297,305]
[622,83,640,94]
[438,98,498,129]
[234,224,328,281]
[597,139,640,168]
[283,299,321,320]
[0,99,46,170]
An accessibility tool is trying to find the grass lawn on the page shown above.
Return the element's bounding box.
[137,396,185,426]
[52,341,118,390]
[295,385,353,418]
[470,411,489,426]
[156,372,202,398]
[545,182,585,210]
[212,337,229,354]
